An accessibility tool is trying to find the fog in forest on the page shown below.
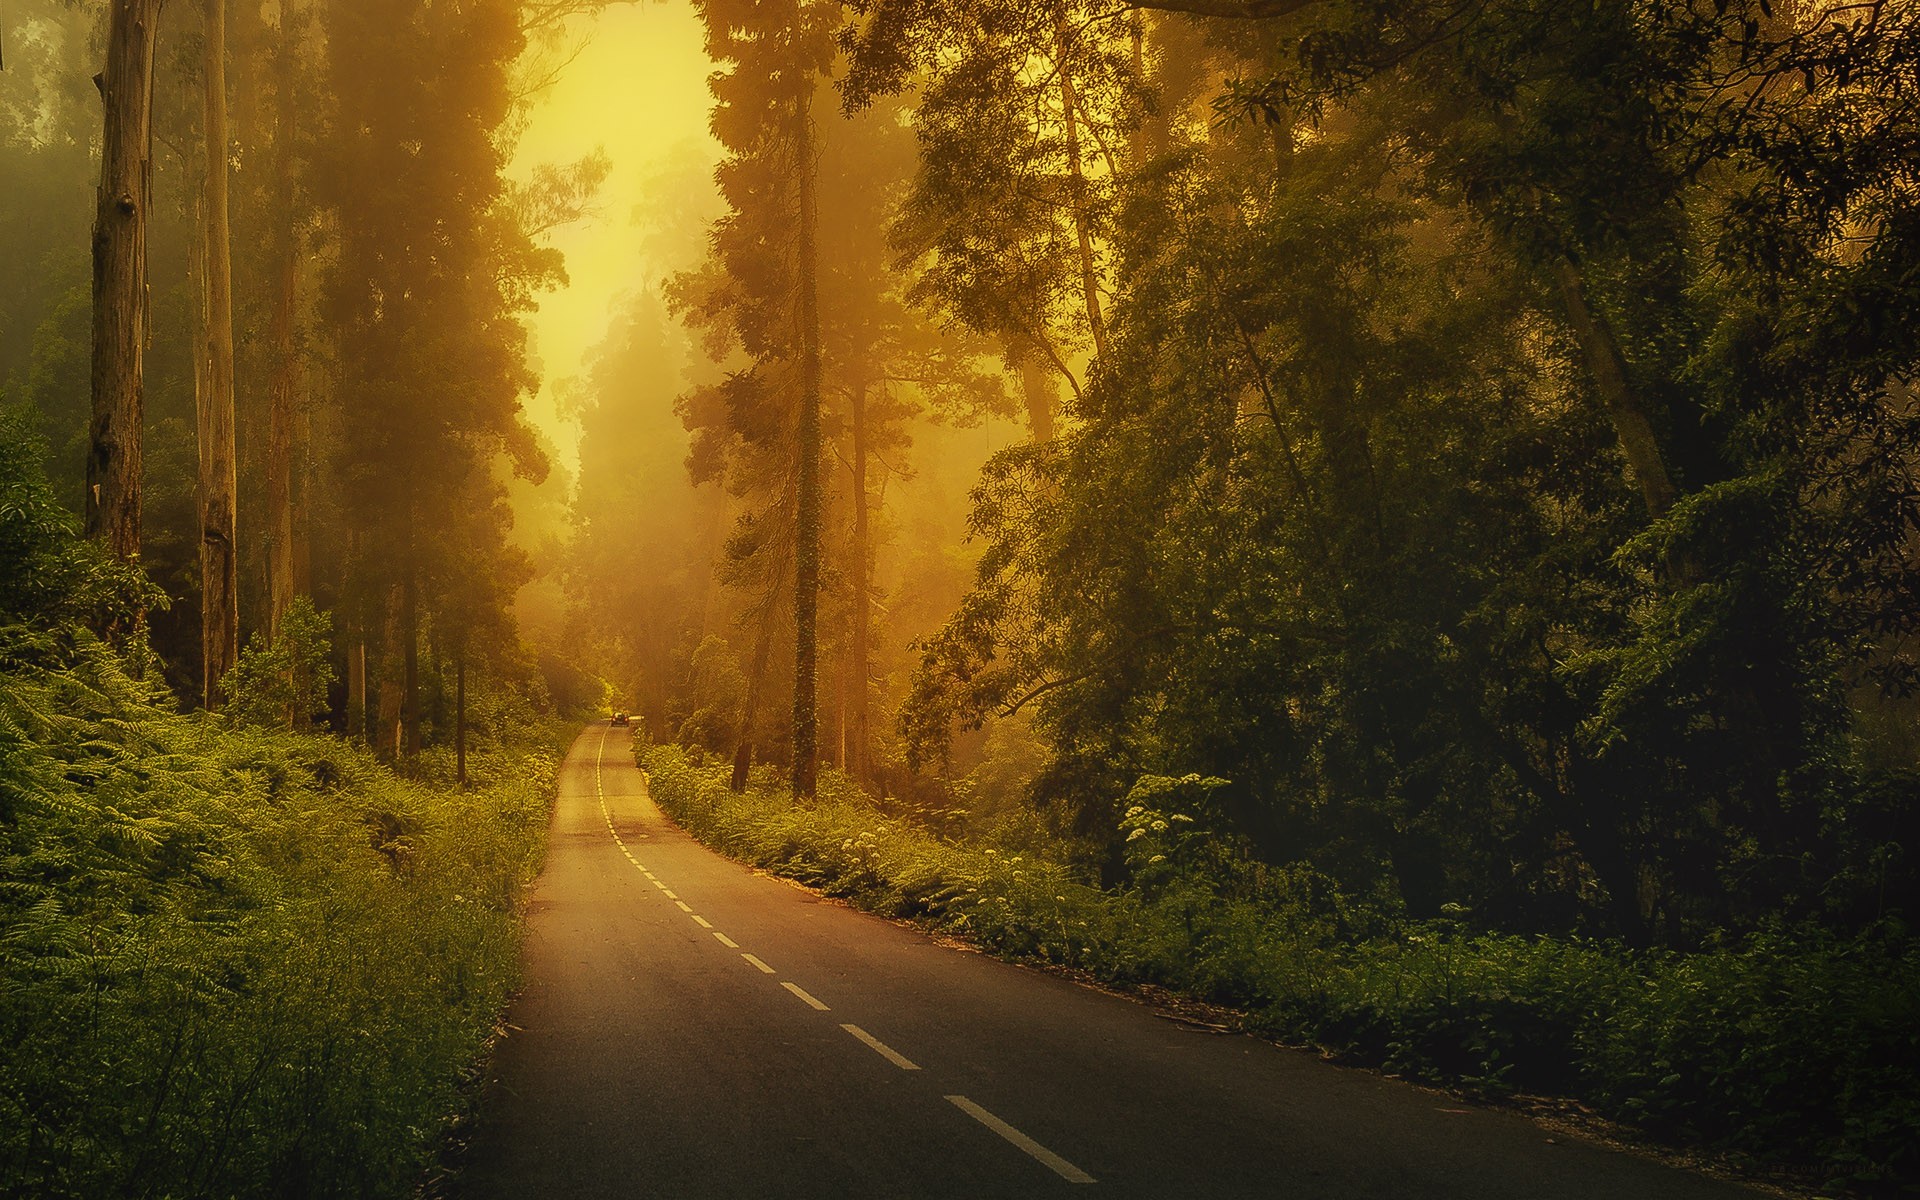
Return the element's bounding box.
[5,1,1920,1191]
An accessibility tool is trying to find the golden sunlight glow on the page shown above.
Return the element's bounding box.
[509,2,721,469]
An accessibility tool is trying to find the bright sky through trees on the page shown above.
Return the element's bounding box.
[509,3,721,469]
[5,1,1920,1190]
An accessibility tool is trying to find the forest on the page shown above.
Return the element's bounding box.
[3,0,1919,1194]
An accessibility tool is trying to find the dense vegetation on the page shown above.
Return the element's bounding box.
[645,741,1920,1189]
[1,5,594,1188]
[595,4,1920,1182]
[0,415,564,1196]
[0,0,609,743]
[572,0,1920,962]
[9,0,1920,1191]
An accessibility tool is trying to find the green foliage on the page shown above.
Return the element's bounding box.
[0,637,556,1198]
[221,597,338,729]
[645,742,1920,1189]
[0,408,155,633]
[883,0,1920,950]
[1119,774,1237,896]
[676,635,747,754]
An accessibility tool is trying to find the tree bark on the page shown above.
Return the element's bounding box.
[1128,9,1167,163]
[791,77,824,800]
[402,568,421,764]
[732,602,780,793]
[197,0,239,711]
[455,651,468,786]
[88,0,165,571]
[266,0,301,644]
[1019,355,1058,442]
[848,381,872,786]
[347,631,367,739]
[292,383,312,598]
[1548,254,1679,520]
[377,585,404,759]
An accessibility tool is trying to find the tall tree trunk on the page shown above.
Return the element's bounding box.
[455,650,467,786]
[347,630,366,739]
[88,0,164,572]
[847,380,872,786]
[833,650,847,771]
[1548,255,1679,521]
[791,79,823,800]
[266,0,301,644]
[377,584,404,759]
[1018,355,1058,443]
[292,385,312,597]
[1128,9,1167,163]
[732,598,781,793]
[402,568,421,764]
[1056,10,1110,363]
[197,0,239,711]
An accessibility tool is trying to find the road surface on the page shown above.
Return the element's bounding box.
[457,725,1766,1199]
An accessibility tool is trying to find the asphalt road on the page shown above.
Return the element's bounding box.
[456,724,1767,1199]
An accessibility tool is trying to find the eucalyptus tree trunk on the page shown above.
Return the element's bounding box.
[88,0,165,570]
[347,630,367,739]
[196,0,239,711]
[791,79,824,800]
[847,381,872,786]
[455,651,468,786]
[266,0,302,645]
[402,569,421,764]
[377,585,404,759]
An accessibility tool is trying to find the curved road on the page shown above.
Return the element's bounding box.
[457,725,1765,1199]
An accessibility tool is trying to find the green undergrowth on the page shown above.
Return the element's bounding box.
[0,632,567,1199]
[643,742,1920,1194]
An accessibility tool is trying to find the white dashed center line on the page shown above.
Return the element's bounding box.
[946,1095,1096,1184]
[842,1024,921,1070]
[782,982,831,1011]
[592,727,1093,1189]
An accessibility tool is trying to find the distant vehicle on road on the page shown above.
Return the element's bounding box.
[610,712,628,726]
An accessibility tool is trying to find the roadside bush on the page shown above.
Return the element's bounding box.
[222,596,337,728]
[642,743,1920,1192]
[0,633,559,1199]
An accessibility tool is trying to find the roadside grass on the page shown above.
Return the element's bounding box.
[642,741,1920,1194]
[0,633,568,1199]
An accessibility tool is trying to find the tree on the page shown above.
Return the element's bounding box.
[87,0,166,575]
[877,0,1147,428]
[264,0,311,652]
[195,0,238,709]
[315,0,559,763]
[676,0,838,796]
[887,0,1920,941]
[679,0,1008,795]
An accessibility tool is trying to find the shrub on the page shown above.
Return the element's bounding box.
[641,743,1920,1192]
[221,596,338,729]
[0,635,559,1199]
